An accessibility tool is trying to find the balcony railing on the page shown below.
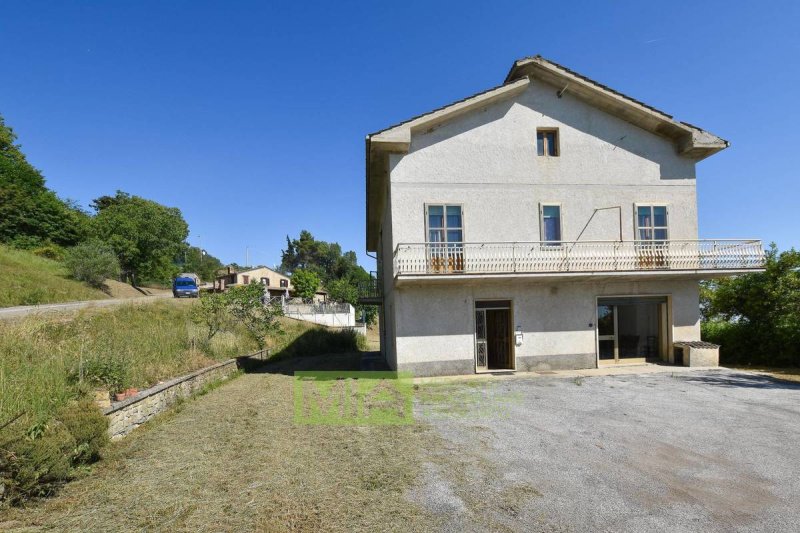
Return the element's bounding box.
[357,271,382,303]
[393,240,765,276]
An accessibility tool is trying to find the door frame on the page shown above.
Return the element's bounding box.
[474,298,516,374]
[594,294,672,367]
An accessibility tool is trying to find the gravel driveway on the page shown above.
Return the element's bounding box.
[413,368,800,532]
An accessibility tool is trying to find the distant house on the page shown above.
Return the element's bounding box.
[214,266,328,301]
[215,266,292,298]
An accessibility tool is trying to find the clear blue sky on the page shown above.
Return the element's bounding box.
[1,1,797,268]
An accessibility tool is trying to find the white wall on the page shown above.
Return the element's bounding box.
[283,304,356,327]
[388,80,698,247]
[393,278,700,373]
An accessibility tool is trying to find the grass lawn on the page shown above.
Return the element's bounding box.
[0,353,440,532]
[0,245,110,307]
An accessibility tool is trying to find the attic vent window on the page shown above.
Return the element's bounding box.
[537,129,559,157]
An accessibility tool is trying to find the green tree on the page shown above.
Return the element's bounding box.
[63,241,121,288]
[702,244,800,366]
[225,283,283,349]
[0,114,89,247]
[291,269,321,301]
[190,292,230,341]
[281,230,378,324]
[177,245,224,282]
[92,191,189,285]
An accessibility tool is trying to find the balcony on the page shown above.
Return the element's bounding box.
[357,271,383,304]
[393,240,765,281]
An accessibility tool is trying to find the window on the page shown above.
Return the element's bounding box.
[242,275,249,284]
[426,204,464,272]
[280,278,288,288]
[426,205,463,243]
[636,205,668,243]
[261,277,269,286]
[540,204,562,245]
[536,129,559,157]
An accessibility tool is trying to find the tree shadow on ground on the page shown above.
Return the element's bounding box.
[675,371,800,391]
[240,329,389,376]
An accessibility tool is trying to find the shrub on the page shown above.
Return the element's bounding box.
[226,283,283,349]
[0,402,109,506]
[64,241,120,288]
[0,421,75,504]
[191,292,230,340]
[56,400,109,464]
[19,287,47,306]
[70,357,128,394]
[31,243,66,261]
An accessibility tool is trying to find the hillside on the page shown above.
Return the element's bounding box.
[0,245,111,307]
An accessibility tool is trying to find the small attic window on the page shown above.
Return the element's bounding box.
[537,129,559,157]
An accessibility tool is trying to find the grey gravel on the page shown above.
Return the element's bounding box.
[411,369,800,532]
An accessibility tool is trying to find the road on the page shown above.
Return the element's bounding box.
[0,292,174,320]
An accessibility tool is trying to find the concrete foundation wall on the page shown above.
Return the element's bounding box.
[393,279,700,376]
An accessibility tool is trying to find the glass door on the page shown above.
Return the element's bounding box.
[597,304,617,362]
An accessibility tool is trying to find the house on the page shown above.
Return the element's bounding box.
[214,266,329,302]
[363,56,765,377]
[215,266,292,298]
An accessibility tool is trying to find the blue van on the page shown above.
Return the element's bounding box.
[173,276,199,298]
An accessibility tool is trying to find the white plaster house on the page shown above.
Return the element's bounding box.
[363,56,765,377]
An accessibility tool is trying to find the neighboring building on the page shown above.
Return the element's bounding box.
[214,266,328,301]
[363,56,765,377]
[215,266,292,298]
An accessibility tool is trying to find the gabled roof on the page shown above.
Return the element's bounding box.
[365,55,729,251]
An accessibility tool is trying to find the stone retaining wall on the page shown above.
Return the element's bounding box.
[103,350,267,439]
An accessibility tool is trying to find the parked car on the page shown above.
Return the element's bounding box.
[173,276,199,298]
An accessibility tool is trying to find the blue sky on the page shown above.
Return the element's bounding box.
[1,1,797,268]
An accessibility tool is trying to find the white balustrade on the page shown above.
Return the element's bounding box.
[393,240,765,276]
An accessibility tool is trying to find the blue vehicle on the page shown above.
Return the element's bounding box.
[173,275,199,298]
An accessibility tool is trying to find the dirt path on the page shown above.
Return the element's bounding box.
[1,354,438,532]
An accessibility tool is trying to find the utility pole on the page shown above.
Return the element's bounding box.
[246,246,250,268]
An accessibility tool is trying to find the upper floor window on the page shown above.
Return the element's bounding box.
[540,204,562,245]
[537,129,559,157]
[280,278,289,288]
[261,277,270,286]
[427,205,463,243]
[241,275,249,284]
[636,205,668,243]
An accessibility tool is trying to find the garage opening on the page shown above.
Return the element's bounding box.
[597,296,668,365]
[475,300,514,372]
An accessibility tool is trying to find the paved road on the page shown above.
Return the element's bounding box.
[0,292,173,319]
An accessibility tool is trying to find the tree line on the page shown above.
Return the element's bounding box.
[280,230,377,323]
[0,113,224,285]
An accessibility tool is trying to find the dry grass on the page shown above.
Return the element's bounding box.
[730,365,800,383]
[1,353,439,532]
[0,300,256,425]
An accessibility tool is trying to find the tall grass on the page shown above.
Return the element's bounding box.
[0,245,109,307]
[0,301,257,425]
